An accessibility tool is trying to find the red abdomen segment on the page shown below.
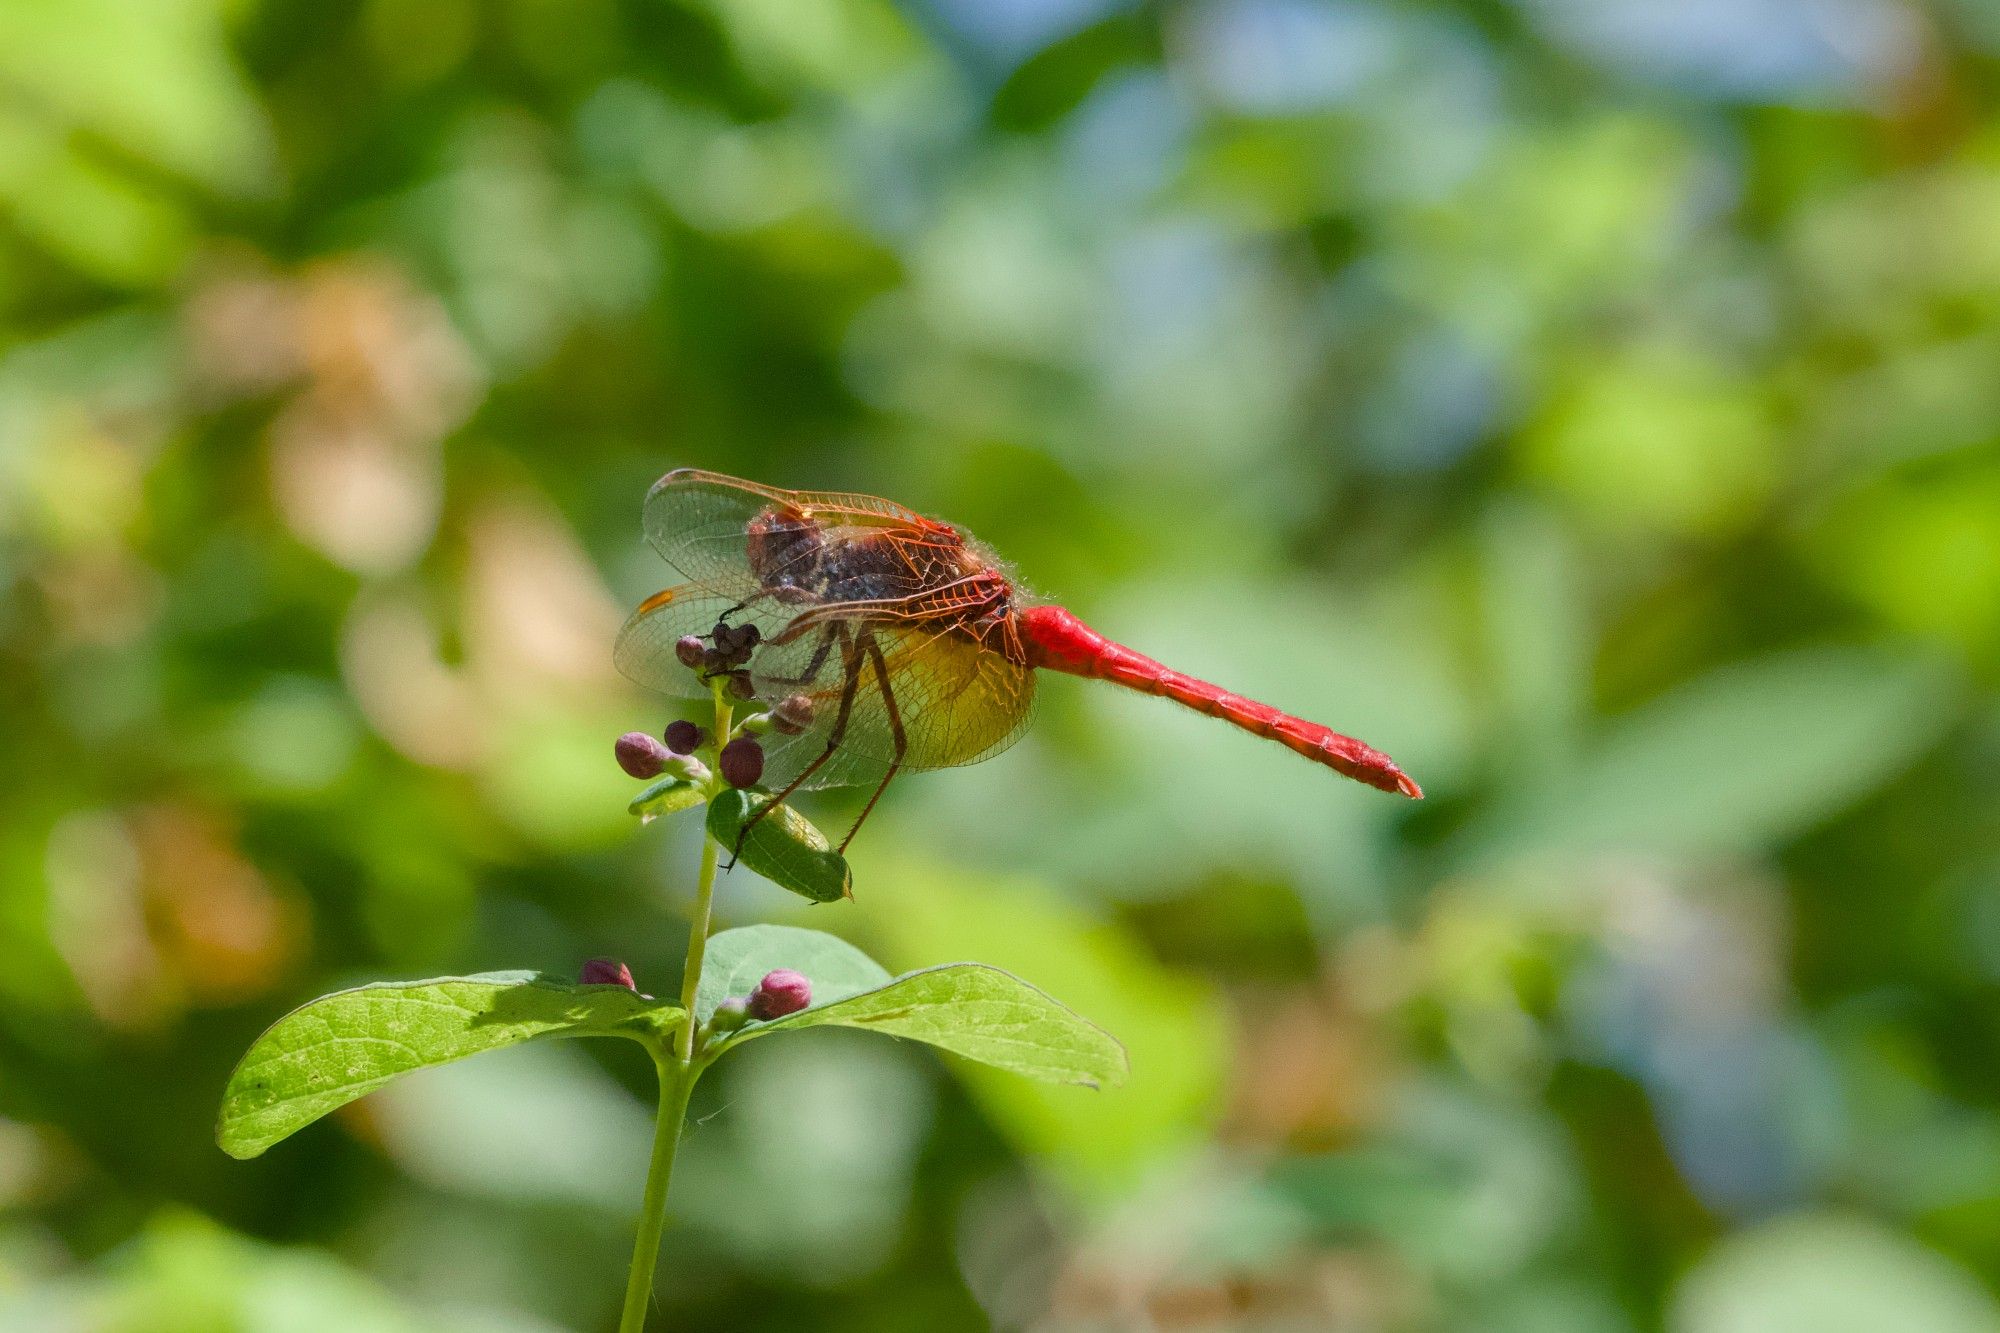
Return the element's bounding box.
[1018,605,1422,798]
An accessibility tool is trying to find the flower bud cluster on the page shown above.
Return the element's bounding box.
[676,624,763,702]
[707,621,760,668]
[616,730,711,784]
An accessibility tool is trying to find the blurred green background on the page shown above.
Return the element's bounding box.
[4,0,2000,1329]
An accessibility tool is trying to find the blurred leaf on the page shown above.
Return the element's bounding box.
[1523,344,1776,536]
[1804,464,2000,659]
[1474,499,1591,771]
[693,923,890,1022]
[708,0,918,95]
[1671,1212,2000,1333]
[1463,648,1960,868]
[628,775,706,821]
[0,0,273,194]
[707,788,851,902]
[90,1209,430,1333]
[991,16,1160,131]
[216,973,684,1159]
[717,960,1129,1088]
[1277,1081,1586,1286]
[0,117,193,285]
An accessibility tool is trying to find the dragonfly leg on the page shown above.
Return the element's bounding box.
[836,630,905,853]
[754,618,841,688]
[731,623,860,861]
[715,591,770,624]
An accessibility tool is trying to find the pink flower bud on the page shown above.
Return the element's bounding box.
[748,969,812,1020]
[580,958,636,990]
[675,635,706,669]
[663,719,704,754]
[720,736,765,788]
[616,731,673,779]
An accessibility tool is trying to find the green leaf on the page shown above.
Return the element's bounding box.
[706,788,851,903]
[217,973,684,1160]
[628,775,706,822]
[694,924,891,1022]
[714,960,1129,1089]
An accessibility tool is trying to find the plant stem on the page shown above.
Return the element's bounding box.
[617,680,732,1333]
[675,826,721,1064]
[677,678,731,1060]
[619,1055,693,1333]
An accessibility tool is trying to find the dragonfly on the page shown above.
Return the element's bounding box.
[616,469,1421,852]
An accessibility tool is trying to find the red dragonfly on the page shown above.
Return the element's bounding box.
[617,470,1420,851]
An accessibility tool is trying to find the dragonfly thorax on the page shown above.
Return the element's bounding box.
[744,505,823,594]
[740,500,1023,659]
[812,535,957,606]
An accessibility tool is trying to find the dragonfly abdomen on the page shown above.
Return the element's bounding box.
[1018,605,1421,798]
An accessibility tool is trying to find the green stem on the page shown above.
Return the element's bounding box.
[617,680,732,1333]
[619,1055,693,1333]
[675,831,720,1065]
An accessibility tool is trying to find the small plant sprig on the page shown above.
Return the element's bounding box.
[216,676,1126,1331]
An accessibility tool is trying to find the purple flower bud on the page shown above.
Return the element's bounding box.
[663,719,704,754]
[616,731,673,779]
[708,995,751,1033]
[581,958,636,990]
[748,969,812,1020]
[720,736,765,788]
[726,671,757,701]
[676,635,708,669]
[771,693,815,735]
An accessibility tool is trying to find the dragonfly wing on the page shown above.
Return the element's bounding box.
[643,469,938,592]
[751,620,1035,792]
[613,582,799,699]
[617,587,1034,793]
[873,621,1037,771]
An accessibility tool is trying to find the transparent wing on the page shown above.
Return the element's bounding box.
[613,581,800,700]
[753,619,1037,792]
[642,468,938,593]
[615,584,1035,791]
